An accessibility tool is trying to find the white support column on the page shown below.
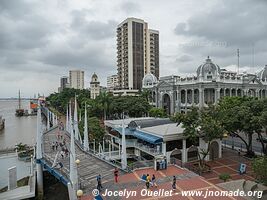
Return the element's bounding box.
[36,101,43,197]
[46,110,50,130]
[219,140,222,158]
[83,103,89,151]
[69,103,78,192]
[67,182,76,200]
[185,90,188,113]
[182,139,187,164]
[192,89,194,105]
[162,142,166,156]
[74,96,80,141]
[199,88,204,108]
[52,112,55,127]
[66,106,69,132]
[121,116,127,169]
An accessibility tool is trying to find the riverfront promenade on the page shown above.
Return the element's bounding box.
[42,126,124,195]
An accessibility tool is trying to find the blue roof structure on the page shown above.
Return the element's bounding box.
[113,127,133,135]
[113,127,163,144]
[133,130,163,144]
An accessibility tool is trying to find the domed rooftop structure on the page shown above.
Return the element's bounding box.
[142,72,158,88]
[197,56,221,80]
[258,65,267,81]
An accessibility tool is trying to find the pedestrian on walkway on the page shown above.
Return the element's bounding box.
[55,142,58,150]
[114,168,119,183]
[60,150,64,159]
[97,174,102,191]
[146,174,150,189]
[64,148,69,157]
[172,176,176,190]
[151,174,156,188]
[51,142,55,151]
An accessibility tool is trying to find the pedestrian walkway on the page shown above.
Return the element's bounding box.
[82,165,248,200]
[42,126,125,194]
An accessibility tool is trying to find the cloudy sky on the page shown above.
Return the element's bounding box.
[0,0,267,98]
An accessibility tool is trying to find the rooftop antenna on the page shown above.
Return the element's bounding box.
[237,49,240,74]
[252,43,255,69]
[18,90,21,109]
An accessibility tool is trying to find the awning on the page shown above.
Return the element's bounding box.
[133,130,163,144]
[112,127,133,136]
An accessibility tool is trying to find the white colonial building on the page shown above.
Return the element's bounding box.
[143,57,267,114]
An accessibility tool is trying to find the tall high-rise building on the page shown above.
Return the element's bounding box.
[69,70,84,89]
[107,75,118,91]
[147,30,159,79]
[58,76,69,92]
[117,18,159,90]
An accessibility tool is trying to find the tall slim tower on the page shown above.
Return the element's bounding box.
[117,18,159,90]
[90,73,100,99]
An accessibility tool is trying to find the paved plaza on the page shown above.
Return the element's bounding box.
[80,149,267,200]
[82,165,251,200]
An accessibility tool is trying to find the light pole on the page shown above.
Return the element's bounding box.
[76,189,83,199]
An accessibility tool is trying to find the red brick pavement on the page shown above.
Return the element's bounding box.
[82,164,246,200]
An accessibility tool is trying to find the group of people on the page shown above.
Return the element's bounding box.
[143,174,157,189]
[96,169,177,192]
[144,174,176,190]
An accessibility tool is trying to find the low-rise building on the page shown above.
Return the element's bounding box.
[104,117,221,167]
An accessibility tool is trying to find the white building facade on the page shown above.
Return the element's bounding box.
[107,75,118,91]
[143,57,267,114]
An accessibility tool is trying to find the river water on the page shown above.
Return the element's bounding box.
[0,100,36,188]
[0,100,36,148]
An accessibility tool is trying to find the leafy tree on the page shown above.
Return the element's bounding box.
[79,116,105,143]
[218,96,266,157]
[173,106,225,172]
[252,156,267,185]
[139,89,152,102]
[149,108,166,118]
[96,91,113,120]
[46,88,90,114]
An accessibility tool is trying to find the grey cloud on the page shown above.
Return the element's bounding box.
[121,1,141,14]
[174,0,267,46]
[71,10,117,40]
[176,54,193,62]
[174,0,267,71]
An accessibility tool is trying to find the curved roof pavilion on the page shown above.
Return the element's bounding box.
[105,118,185,144]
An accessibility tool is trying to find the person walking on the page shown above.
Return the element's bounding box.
[51,141,55,151]
[55,142,58,150]
[146,174,151,190]
[114,168,119,183]
[97,174,103,191]
[172,176,176,190]
[60,150,64,159]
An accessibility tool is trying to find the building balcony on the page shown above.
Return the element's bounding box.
[114,138,162,156]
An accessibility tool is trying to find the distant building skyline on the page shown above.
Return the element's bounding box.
[107,74,118,92]
[69,70,84,90]
[58,76,69,92]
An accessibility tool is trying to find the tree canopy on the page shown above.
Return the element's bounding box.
[218,96,267,156]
